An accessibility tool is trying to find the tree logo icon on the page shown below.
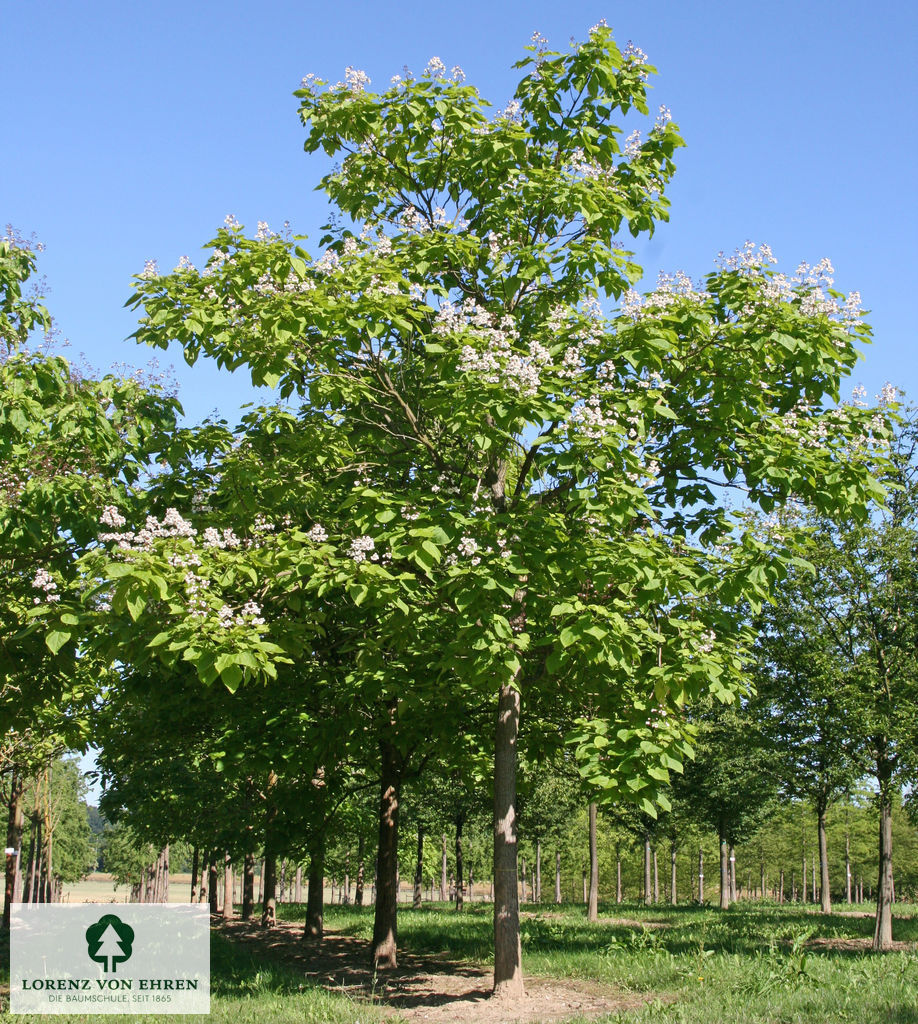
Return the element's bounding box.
[86,914,135,973]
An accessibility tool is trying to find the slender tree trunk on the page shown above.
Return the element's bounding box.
[3,772,24,932]
[698,845,704,904]
[643,836,652,907]
[616,846,622,904]
[242,852,255,920]
[493,680,523,999]
[207,854,218,914]
[653,848,659,904]
[844,823,852,905]
[554,851,562,904]
[304,834,326,940]
[670,840,678,906]
[413,824,424,909]
[816,798,832,913]
[440,834,448,902]
[728,844,737,903]
[190,846,199,902]
[260,850,276,927]
[873,766,895,950]
[587,802,598,922]
[719,828,729,910]
[294,865,303,905]
[372,737,401,968]
[222,853,233,919]
[257,860,264,905]
[535,840,541,903]
[355,836,365,906]
[455,818,464,911]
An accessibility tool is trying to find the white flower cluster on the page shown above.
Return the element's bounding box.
[624,129,643,160]
[344,66,371,93]
[878,382,898,406]
[217,600,265,628]
[562,396,618,440]
[174,255,195,273]
[457,536,478,557]
[619,270,710,321]
[307,523,328,543]
[32,568,60,604]
[139,259,158,280]
[99,508,197,551]
[716,245,863,328]
[202,527,241,549]
[0,467,25,506]
[424,56,446,78]
[347,535,376,563]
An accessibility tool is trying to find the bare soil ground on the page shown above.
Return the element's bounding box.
[217,918,653,1023]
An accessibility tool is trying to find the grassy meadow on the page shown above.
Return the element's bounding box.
[3,900,918,1022]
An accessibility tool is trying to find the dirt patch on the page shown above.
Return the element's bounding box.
[217,918,653,1023]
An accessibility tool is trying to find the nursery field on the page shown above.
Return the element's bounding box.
[4,901,918,1023]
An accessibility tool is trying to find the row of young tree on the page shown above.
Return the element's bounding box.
[3,23,915,1002]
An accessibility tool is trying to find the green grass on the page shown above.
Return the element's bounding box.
[4,900,918,1022]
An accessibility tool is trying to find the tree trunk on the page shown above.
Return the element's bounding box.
[670,840,677,906]
[455,818,464,911]
[873,771,894,950]
[372,737,401,969]
[305,833,326,940]
[295,865,303,905]
[355,836,365,906]
[698,844,704,904]
[535,840,541,903]
[817,799,832,913]
[190,846,199,902]
[208,854,218,914]
[260,850,276,927]
[616,846,622,904]
[845,829,852,904]
[587,802,598,922]
[492,680,524,999]
[242,852,255,920]
[729,844,737,904]
[653,848,659,904]
[222,853,233,919]
[643,836,652,907]
[440,834,448,902]
[413,824,424,909]
[3,771,24,932]
[719,830,729,910]
[554,850,562,904]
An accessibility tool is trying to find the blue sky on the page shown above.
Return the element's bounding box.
[5,0,917,426]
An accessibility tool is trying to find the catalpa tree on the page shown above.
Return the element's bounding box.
[55,24,888,999]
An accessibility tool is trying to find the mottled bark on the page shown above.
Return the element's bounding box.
[260,851,276,927]
[222,853,233,919]
[413,824,424,909]
[455,818,464,911]
[440,834,448,902]
[3,772,24,932]
[492,681,524,999]
[817,798,832,913]
[587,802,598,922]
[372,738,401,968]
[305,835,325,940]
[242,852,255,920]
[355,836,365,906]
[873,773,894,950]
